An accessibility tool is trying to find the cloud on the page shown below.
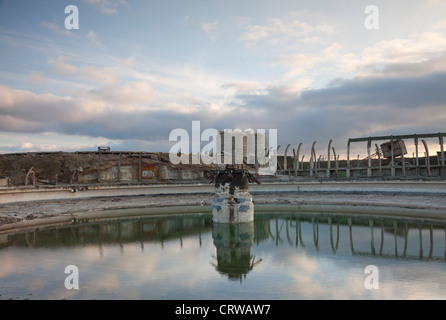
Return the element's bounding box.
[0,84,105,125]
[433,18,446,31]
[300,72,446,109]
[119,56,137,67]
[201,21,219,33]
[272,52,321,80]
[0,114,45,133]
[356,31,446,77]
[201,21,220,41]
[83,0,128,14]
[17,142,60,152]
[221,81,264,95]
[47,56,80,75]
[28,71,46,85]
[270,27,446,85]
[3,50,446,155]
[82,65,118,85]
[85,81,158,107]
[0,81,204,144]
[39,21,73,37]
[5,10,446,155]
[228,53,446,154]
[0,77,267,151]
[239,13,334,47]
[47,56,117,85]
[86,31,103,47]
[377,53,446,77]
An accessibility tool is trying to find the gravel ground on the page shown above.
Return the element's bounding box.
[1,191,446,226]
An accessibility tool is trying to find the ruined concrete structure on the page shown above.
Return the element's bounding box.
[1,132,445,187]
[277,132,446,179]
[207,166,260,223]
[0,151,211,186]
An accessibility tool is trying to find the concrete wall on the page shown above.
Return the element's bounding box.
[76,163,204,184]
[1,180,446,204]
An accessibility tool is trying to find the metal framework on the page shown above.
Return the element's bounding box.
[346,132,445,177]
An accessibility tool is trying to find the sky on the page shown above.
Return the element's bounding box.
[1,0,446,158]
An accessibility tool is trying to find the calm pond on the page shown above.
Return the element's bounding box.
[0,210,445,300]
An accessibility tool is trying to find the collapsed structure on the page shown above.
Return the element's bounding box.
[1,132,445,187]
[206,165,260,223]
[277,132,446,178]
[0,151,210,186]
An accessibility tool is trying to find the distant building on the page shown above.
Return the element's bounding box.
[217,130,267,166]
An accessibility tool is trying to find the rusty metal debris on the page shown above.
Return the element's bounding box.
[380,139,407,158]
[205,165,260,194]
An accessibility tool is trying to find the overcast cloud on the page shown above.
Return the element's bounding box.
[1,0,446,157]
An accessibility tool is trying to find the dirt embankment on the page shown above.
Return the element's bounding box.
[0,152,205,186]
[0,152,100,185]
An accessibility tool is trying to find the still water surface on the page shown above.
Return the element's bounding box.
[0,210,445,299]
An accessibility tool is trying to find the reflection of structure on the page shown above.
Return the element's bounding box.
[0,215,213,252]
[349,218,443,259]
[206,165,260,223]
[211,222,261,282]
[2,212,444,263]
[263,214,446,260]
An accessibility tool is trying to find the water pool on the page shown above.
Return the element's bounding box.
[0,210,445,300]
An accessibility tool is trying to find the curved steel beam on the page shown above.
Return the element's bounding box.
[284,144,290,171]
[310,141,317,177]
[422,139,430,176]
[367,138,372,177]
[375,143,382,175]
[332,146,338,177]
[346,139,351,177]
[327,139,333,177]
[295,142,302,175]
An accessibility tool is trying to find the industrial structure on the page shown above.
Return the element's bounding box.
[0,151,208,187]
[1,132,446,187]
[277,132,446,178]
[207,165,260,223]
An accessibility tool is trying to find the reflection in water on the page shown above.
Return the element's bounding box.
[1,213,445,261]
[271,214,446,261]
[0,210,445,299]
[211,222,261,282]
[0,214,213,250]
